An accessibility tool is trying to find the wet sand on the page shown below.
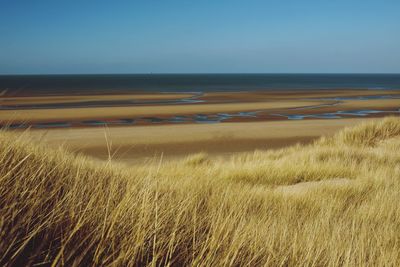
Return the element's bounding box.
[1,89,399,163]
[200,89,400,101]
[0,99,327,122]
[0,93,194,106]
[1,90,399,125]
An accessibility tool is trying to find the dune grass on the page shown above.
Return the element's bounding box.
[1,117,400,266]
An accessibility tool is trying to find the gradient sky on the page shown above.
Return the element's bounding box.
[1,0,399,74]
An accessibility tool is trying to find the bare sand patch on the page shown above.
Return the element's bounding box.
[24,118,376,163]
[275,178,352,195]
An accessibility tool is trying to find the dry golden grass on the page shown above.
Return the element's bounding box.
[1,117,400,266]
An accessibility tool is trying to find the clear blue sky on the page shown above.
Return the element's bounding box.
[0,0,399,74]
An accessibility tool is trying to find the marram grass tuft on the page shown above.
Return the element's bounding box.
[1,117,400,266]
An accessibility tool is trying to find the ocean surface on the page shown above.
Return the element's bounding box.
[1,74,400,95]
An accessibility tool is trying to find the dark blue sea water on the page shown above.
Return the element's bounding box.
[0,74,400,96]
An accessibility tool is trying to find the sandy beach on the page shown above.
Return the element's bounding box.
[1,89,399,163]
[0,93,194,105]
[22,117,379,164]
[0,99,326,122]
[1,89,399,123]
[3,2,400,264]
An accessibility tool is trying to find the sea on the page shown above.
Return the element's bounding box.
[0,74,400,95]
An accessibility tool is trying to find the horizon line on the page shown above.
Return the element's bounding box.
[1,72,400,76]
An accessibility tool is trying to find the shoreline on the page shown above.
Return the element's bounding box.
[0,89,399,129]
